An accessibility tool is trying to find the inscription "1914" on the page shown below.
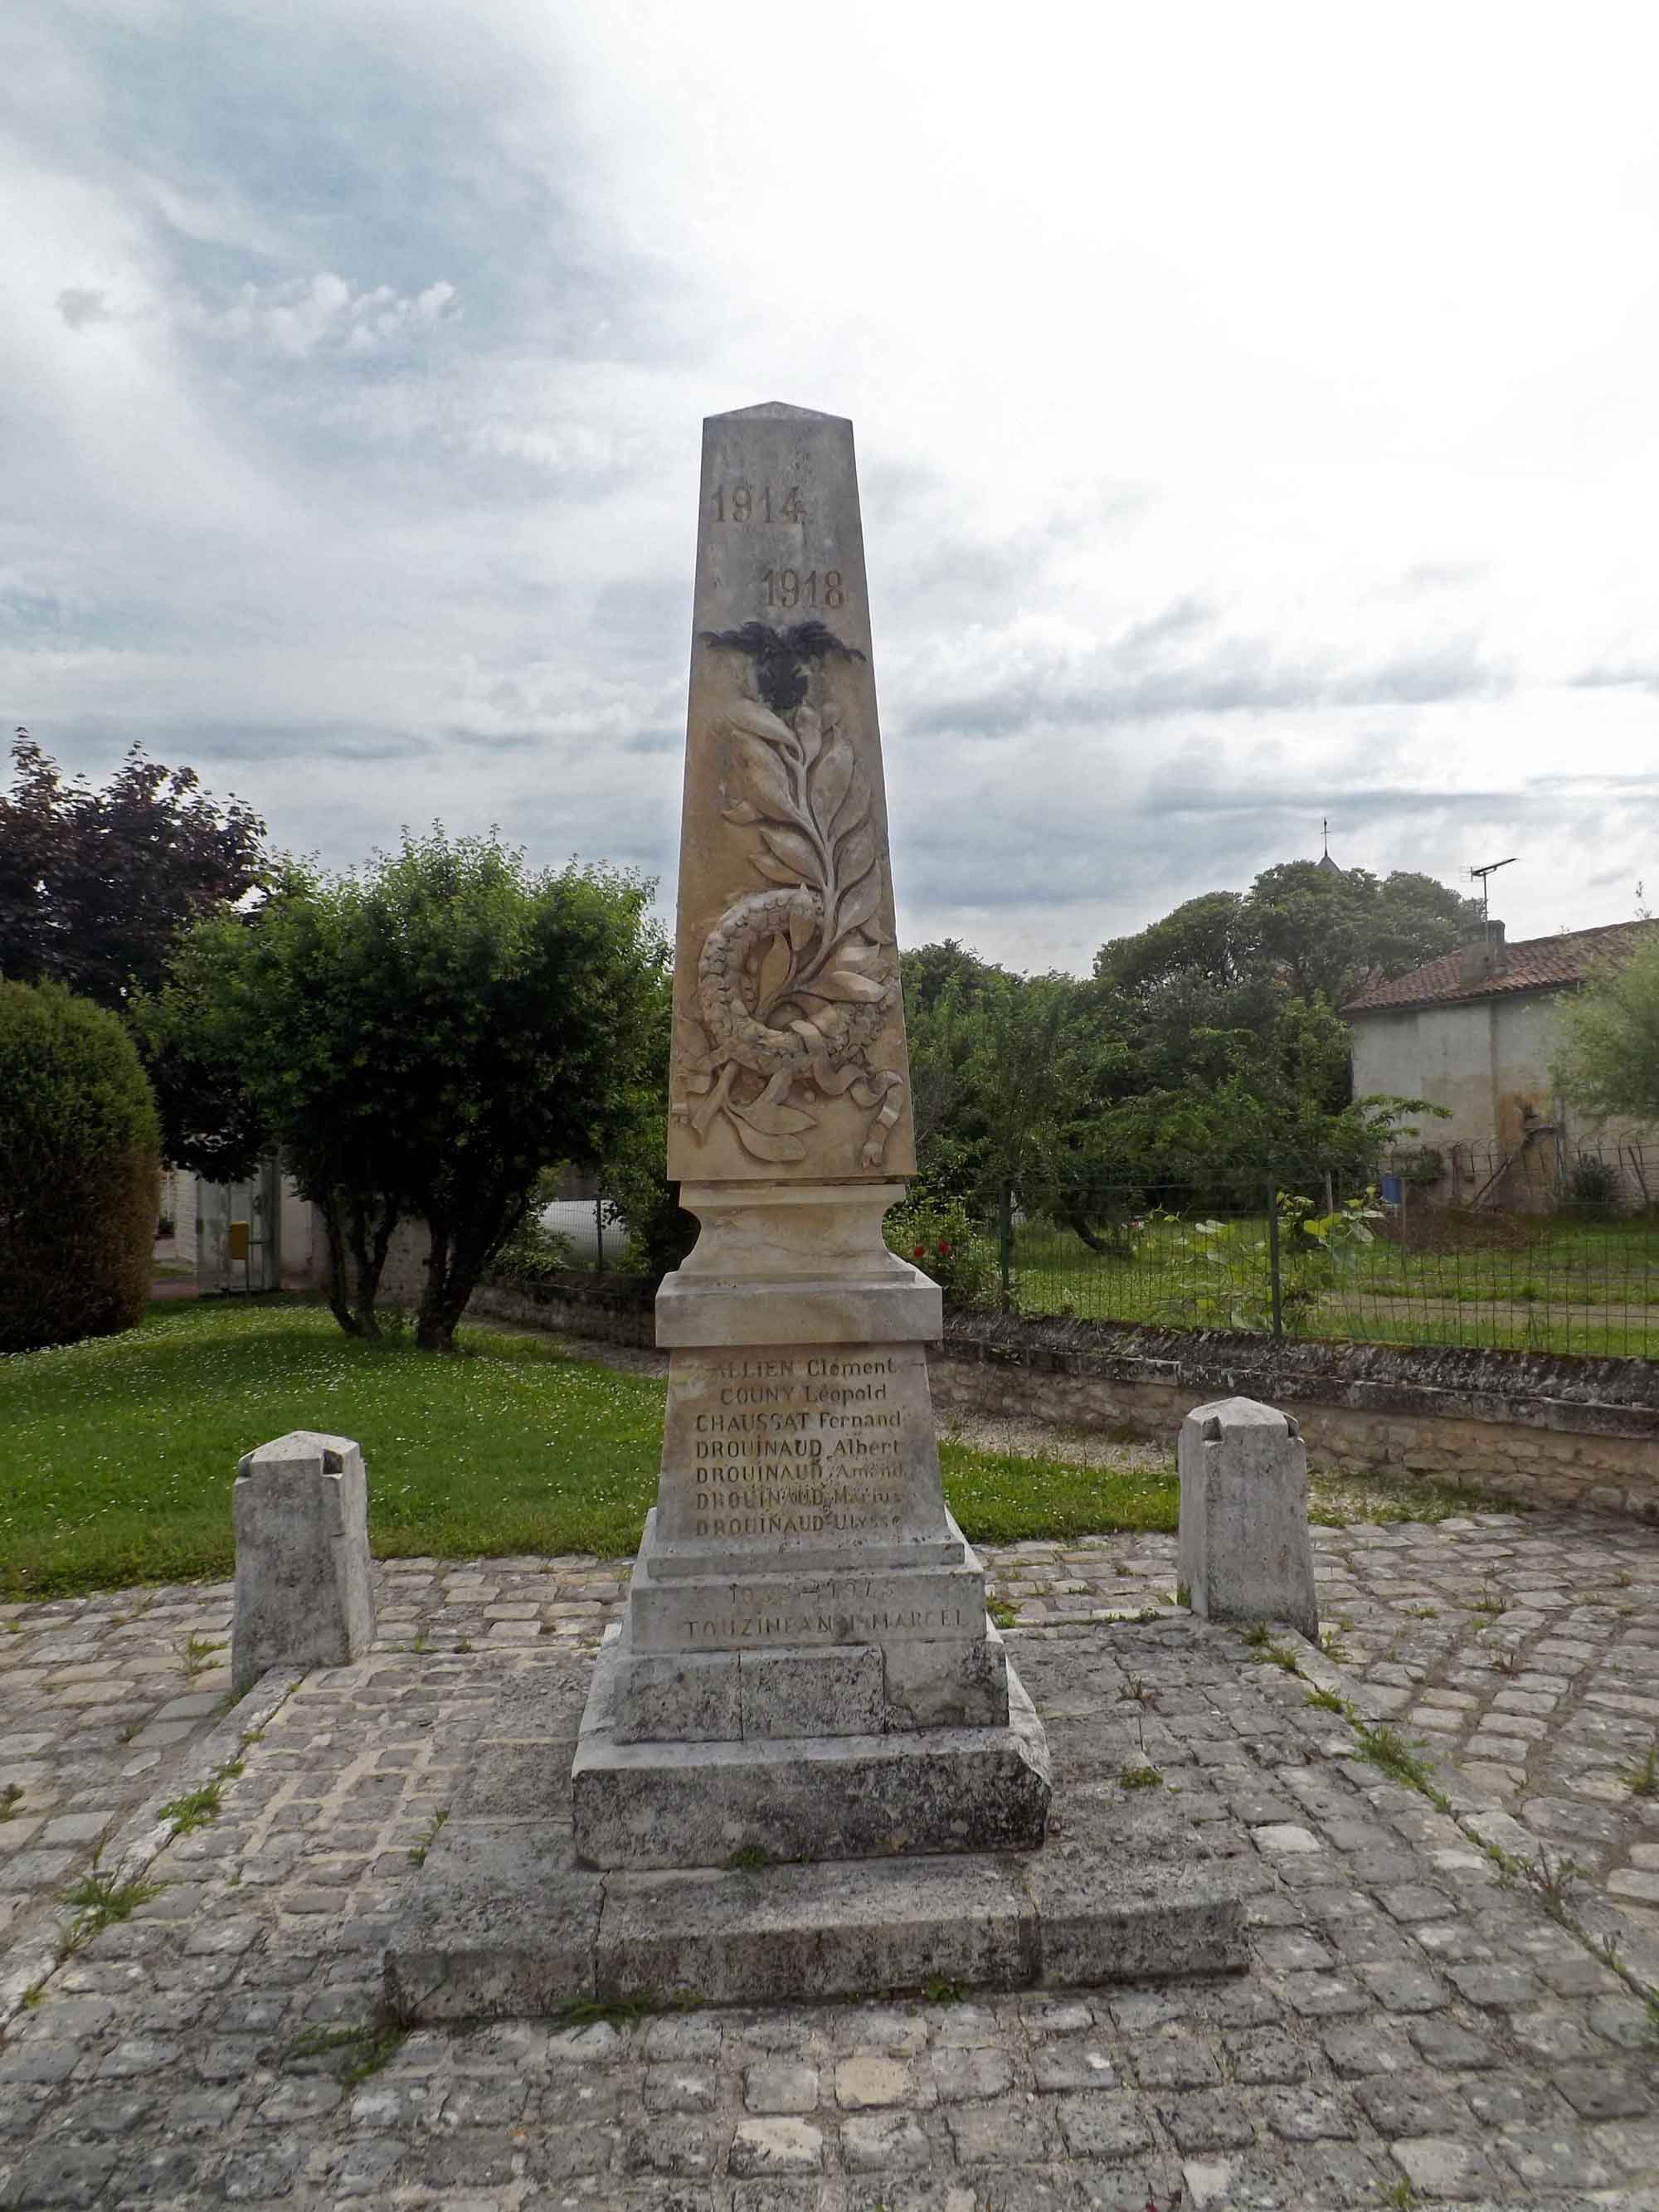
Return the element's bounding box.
[713,482,805,523]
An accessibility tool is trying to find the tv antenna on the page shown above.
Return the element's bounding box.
[1468,857,1517,921]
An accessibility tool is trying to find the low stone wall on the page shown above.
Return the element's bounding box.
[934,1318,1659,1521]
[470,1272,655,1349]
[469,1273,1659,1521]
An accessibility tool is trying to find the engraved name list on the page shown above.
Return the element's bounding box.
[667,1352,907,1543]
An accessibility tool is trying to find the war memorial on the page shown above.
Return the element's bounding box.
[383,406,1248,2008]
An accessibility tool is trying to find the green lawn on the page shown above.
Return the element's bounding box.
[1011,1211,1659,1358]
[0,1300,1180,1601]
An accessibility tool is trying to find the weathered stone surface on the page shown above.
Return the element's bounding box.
[612,1651,743,1746]
[382,1820,602,2020]
[388,1638,1246,2014]
[1178,1396,1318,1639]
[230,1431,373,1694]
[883,1620,1010,1729]
[1024,1849,1253,1987]
[648,1338,956,1568]
[596,1855,1035,2005]
[12,1580,1655,2196]
[667,403,913,1186]
[739,1645,883,1739]
[565,406,1041,1871]
[572,1633,1049,1869]
[625,1514,991,1661]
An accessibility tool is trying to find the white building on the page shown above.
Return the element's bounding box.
[1342,919,1659,1207]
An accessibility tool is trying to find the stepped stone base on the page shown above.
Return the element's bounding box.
[575,1624,1047,1869]
[386,1822,1250,2018]
[383,1649,1252,2020]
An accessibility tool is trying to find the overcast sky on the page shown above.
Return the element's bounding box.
[4,1,1657,974]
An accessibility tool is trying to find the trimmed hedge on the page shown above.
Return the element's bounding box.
[0,980,161,1353]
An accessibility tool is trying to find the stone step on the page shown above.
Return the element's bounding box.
[384,1817,1251,2018]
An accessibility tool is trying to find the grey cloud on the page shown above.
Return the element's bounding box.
[591,575,689,673]
[1331,639,1508,707]
[56,287,111,328]
[42,715,433,768]
[889,753,1659,925]
[1570,664,1659,694]
[443,725,544,755]
[1384,560,1490,597]
[1117,596,1214,654]
[875,484,1151,628]
[899,620,1509,741]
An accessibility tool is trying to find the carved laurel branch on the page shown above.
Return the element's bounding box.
[675,627,898,1166]
[718,691,886,1018]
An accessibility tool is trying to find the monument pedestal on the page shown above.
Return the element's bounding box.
[570,1182,1052,1870]
[572,1615,1049,1870]
[385,1636,1252,2022]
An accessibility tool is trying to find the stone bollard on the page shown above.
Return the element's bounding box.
[231,1431,374,1694]
[1178,1397,1318,1641]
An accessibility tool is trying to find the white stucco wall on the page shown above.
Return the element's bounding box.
[1351,989,1659,1202]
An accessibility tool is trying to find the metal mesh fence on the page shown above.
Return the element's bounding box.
[975,1141,1659,1359]
[557,1141,1659,1359]
[538,1196,620,1273]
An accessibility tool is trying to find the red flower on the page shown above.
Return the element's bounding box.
[912,1244,925,1258]
[937,1239,951,1257]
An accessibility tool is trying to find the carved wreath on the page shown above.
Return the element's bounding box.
[674,620,904,1168]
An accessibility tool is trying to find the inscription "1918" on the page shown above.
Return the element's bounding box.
[713,482,805,523]
[765,568,844,610]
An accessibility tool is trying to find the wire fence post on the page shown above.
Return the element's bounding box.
[594,1194,606,1276]
[998,1184,1014,1310]
[1266,1175,1284,1339]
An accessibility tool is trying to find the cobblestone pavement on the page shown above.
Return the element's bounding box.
[12,1514,1659,1989]
[0,1587,237,1961]
[0,1563,625,1976]
[989,1511,1659,1985]
[6,1519,1659,2203]
[6,1605,1659,2207]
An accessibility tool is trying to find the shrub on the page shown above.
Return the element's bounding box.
[1567,1155,1623,1215]
[489,1169,579,1285]
[603,1111,699,1283]
[1392,1146,1445,1188]
[883,1197,1000,1311]
[0,980,161,1352]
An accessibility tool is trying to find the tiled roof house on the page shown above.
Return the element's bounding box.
[1341,919,1659,1204]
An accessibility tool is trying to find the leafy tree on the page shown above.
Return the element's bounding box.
[1094,890,1257,997]
[1079,999,1436,1209]
[1094,865,1481,1045]
[900,939,1011,1015]
[1,730,270,1165]
[1552,933,1659,1128]
[901,956,1136,1291]
[0,980,161,1351]
[597,977,702,1282]
[0,729,268,1007]
[1244,862,1480,1004]
[605,1101,700,1281]
[899,857,1479,1256]
[153,832,666,1350]
[1092,890,1284,1096]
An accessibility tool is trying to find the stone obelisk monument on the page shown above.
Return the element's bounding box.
[572,403,1051,1868]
